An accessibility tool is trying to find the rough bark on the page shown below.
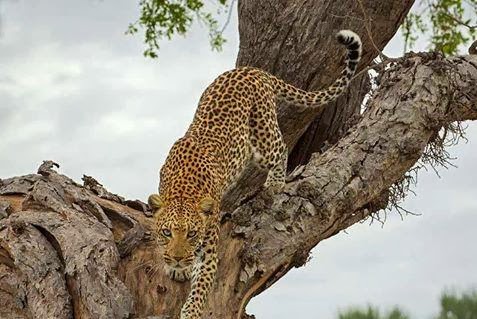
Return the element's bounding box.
[236,0,414,166]
[225,0,415,211]
[1,53,476,319]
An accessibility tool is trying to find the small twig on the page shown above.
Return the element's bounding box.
[356,0,389,60]
[441,12,477,30]
[220,0,236,34]
[394,204,421,217]
[329,13,366,22]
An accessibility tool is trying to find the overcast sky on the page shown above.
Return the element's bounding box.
[0,1,476,318]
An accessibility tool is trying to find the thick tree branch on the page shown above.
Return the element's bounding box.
[230,53,477,315]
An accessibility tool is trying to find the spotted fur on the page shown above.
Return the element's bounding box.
[149,30,362,319]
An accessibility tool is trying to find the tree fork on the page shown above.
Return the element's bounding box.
[224,0,415,211]
[236,0,415,170]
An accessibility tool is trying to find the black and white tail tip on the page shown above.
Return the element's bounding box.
[336,30,362,68]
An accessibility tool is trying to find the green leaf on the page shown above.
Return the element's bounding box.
[128,0,229,58]
[402,0,477,55]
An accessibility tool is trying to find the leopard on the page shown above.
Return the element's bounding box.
[148,30,362,319]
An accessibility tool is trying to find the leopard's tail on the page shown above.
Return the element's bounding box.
[267,30,362,108]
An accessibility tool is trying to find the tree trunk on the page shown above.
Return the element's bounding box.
[236,0,413,168]
[224,0,414,211]
[1,2,476,319]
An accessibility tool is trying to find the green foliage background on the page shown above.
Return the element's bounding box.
[127,0,228,58]
[338,290,477,319]
[402,0,477,55]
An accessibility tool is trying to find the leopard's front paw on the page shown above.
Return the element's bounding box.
[164,264,191,282]
[180,302,201,319]
[263,179,285,194]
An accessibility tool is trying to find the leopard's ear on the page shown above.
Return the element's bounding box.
[198,196,217,215]
[148,194,164,211]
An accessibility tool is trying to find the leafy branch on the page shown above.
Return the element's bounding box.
[402,0,477,55]
[127,0,228,58]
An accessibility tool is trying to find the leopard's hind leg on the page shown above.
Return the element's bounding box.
[249,98,288,193]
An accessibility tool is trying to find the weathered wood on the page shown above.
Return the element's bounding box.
[229,53,477,310]
[1,222,72,319]
[0,166,135,319]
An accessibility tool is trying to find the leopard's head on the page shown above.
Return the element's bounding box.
[148,194,216,270]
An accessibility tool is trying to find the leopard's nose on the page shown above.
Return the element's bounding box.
[172,256,183,262]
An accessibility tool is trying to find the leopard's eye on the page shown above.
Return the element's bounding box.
[162,228,171,237]
[187,230,197,238]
